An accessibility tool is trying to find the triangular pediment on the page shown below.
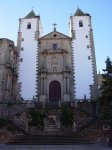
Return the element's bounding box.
[40,30,71,40]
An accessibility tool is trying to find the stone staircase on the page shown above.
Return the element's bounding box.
[8,134,91,145]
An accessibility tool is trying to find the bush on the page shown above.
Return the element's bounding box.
[28,109,44,128]
[60,107,74,127]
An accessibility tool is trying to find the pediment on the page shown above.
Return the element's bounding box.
[39,30,71,40]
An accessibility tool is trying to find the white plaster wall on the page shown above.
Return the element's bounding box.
[19,18,38,100]
[72,16,94,99]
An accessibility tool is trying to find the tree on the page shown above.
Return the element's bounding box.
[60,107,74,128]
[28,109,44,129]
[98,57,112,125]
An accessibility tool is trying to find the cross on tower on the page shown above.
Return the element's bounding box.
[52,23,57,31]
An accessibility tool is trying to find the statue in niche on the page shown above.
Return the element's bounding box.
[65,65,70,70]
[40,66,47,72]
[48,117,55,125]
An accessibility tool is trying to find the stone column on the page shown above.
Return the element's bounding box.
[41,78,43,94]
[44,78,46,94]
[64,78,66,93]
[67,78,69,93]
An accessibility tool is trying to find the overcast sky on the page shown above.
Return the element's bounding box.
[0,0,112,73]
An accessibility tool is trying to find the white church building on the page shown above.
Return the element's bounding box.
[17,8,98,102]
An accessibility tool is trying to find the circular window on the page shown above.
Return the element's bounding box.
[54,34,57,37]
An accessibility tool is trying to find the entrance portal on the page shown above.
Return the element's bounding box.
[49,81,61,102]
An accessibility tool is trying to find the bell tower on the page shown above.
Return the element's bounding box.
[17,10,42,100]
[69,8,98,100]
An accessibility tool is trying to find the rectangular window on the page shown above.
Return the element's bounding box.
[88,56,91,60]
[87,45,89,48]
[20,58,23,62]
[53,43,57,50]
[21,47,24,51]
[27,23,31,29]
[79,21,83,27]
[53,67,57,72]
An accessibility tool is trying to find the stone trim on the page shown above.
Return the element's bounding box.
[88,16,98,99]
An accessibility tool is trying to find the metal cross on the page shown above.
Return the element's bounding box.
[52,23,57,30]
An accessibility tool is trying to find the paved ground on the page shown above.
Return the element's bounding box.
[0,143,111,150]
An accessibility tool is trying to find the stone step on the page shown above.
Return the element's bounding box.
[8,134,91,145]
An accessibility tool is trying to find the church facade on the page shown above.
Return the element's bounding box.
[38,28,74,103]
[17,8,98,102]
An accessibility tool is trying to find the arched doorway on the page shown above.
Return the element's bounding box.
[49,81,61,102]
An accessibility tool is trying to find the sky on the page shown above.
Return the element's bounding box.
[0,0,112,73]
